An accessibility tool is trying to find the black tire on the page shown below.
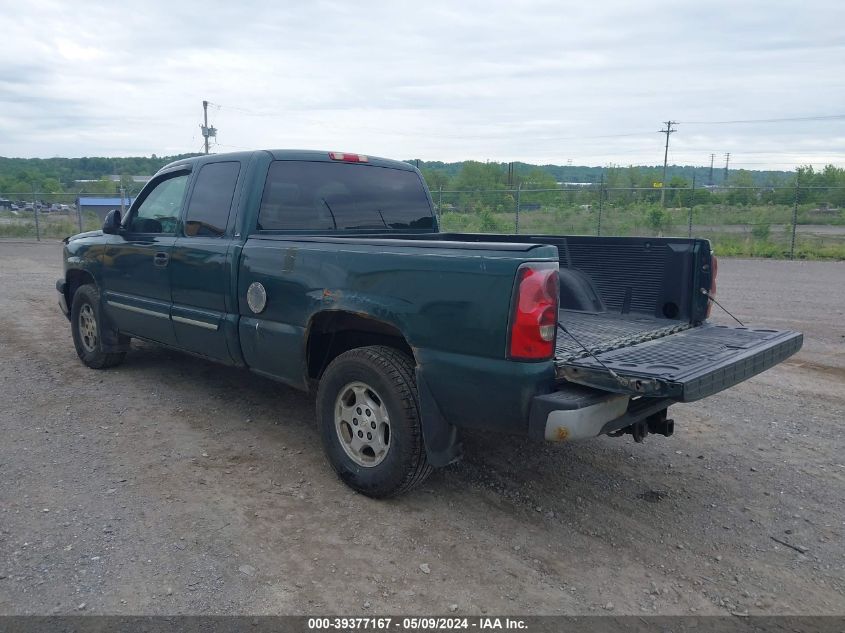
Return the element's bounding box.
[316,345,432,498]
[70,284,126,369]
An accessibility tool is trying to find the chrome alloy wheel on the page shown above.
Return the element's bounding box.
[334,381,391,467]
[78,303,98,353]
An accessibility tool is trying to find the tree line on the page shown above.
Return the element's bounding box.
[420,161,845,208]
[1,154,843,208]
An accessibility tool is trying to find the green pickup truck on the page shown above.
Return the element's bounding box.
[57,150,802,497]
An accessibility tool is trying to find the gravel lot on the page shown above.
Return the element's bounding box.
[0,240,843,616]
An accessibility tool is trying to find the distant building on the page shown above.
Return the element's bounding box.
[73,175,152,185]
[76,197,135,220]
[112,175,151,184]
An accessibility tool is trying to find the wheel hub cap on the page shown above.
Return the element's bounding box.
[334,382,391,467]
[79,304,98,353]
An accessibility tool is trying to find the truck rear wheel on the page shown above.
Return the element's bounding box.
[316,345,432,498]
[71,284,126,369]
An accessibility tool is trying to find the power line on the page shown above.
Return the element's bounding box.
[195,101,845,171]
[206,101,275,117]
[214,142,253,151]
[680,114,845,125]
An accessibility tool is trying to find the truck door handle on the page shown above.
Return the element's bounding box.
[153,251,169,267]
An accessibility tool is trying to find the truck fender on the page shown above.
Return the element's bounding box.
[64,269,128,353]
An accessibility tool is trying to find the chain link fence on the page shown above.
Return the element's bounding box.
[0,191,139,241]
[3,185,844,259]
[435,184,845,259]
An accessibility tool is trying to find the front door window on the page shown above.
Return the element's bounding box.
[127,174,189,234]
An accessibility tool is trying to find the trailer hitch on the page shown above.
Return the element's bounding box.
[609,409,674,443]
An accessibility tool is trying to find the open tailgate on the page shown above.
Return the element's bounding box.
[556,323,803,402]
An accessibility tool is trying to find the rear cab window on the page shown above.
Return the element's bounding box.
[256,161,434,232]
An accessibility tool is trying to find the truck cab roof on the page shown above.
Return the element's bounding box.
[159,150,417,175]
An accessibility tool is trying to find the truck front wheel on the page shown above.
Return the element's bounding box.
[316,345,432,498]
[70,284,126,369]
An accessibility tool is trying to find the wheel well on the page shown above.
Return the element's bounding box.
[66,269,95,304]
[307,312,414,381]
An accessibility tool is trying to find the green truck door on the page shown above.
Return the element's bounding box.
[170,161,243,363]
[101,171,190,346]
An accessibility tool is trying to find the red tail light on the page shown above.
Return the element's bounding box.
[329,152,368,163]
[706,254,718,318]
[509,264,560,360]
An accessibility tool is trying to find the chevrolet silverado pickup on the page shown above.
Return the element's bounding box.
[57,150,803,497]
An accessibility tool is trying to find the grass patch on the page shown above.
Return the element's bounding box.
[0,212,101,239]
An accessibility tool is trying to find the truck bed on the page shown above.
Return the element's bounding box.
[320,231,802,403]
[555,310,690,362]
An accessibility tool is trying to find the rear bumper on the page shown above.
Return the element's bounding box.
[56,279,70,319]
[528,384,675,442]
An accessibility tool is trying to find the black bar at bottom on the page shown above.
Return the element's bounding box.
[0,615,843,633]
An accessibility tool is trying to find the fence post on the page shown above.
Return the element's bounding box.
[515,184,521,234]
[32,186,40,241]
[688,174,695,238]
[77,198,84,233]
[596,173,604,236]
[437,185,443,227]
[790,175,800,259]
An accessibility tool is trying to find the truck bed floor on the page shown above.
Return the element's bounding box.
[555,310,690,364]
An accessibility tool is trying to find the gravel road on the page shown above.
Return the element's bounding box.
[0,240,843,616]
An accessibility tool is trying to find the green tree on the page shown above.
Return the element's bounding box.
[517,168,557,189]
[453,161,507,191]
[83,177,119,195]
[727,170,756,205]
[420,168,451,192]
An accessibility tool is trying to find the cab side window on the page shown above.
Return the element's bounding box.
[183,162,241,237]
[127,173,189,234]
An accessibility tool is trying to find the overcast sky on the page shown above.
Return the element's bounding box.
[1,0,843,169]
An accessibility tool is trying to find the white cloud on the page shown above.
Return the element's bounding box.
[55,38,105,62]
[0,0,843,169]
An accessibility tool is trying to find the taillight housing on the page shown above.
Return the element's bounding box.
[508,263,560,360]
[329,152,368,163]
[705,254,718,318]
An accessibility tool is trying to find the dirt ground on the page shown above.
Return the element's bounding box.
[0,240,843,616]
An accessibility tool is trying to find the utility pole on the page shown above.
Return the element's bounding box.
[708,153,715,186]
[200,100,217,154]
[723,152,731,183]
[658,120,677,206]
